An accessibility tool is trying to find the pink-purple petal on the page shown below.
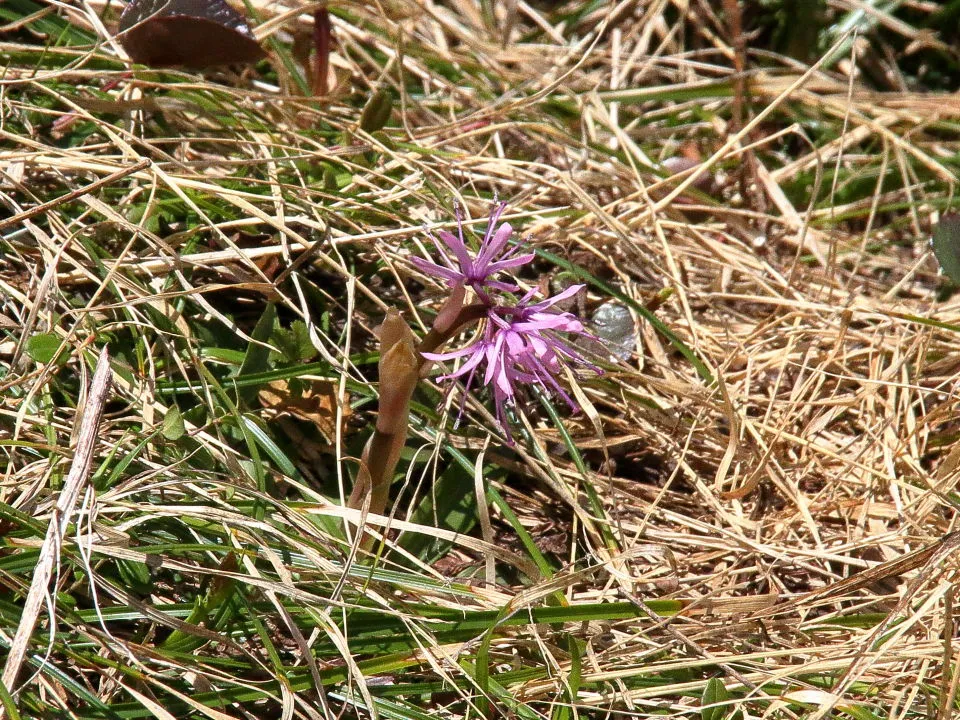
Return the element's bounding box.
[527,284,584,310]
[483,202,508,242]
[425,231,458,270]
[415,201,606,439]
[487,253,535,271]
[486,279,522,292]
[434,229,473,272]
[410,257,466,285]
[476,222,513,268]
[434,346,487,381]
[422,344,484,361]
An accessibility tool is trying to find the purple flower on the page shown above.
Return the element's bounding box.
[411,201,535,299]
[423,284,601,439]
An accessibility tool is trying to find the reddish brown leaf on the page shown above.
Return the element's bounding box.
[118,0,265,68]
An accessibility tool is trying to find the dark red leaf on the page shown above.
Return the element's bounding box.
[118,0,265,68]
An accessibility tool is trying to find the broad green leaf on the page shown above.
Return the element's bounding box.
[360,89,394,133]
[401,461,477,562]
[701,677,731,720]
[237,303,277,403]
[271,320,316,364]
[161,406,185,441]
[240,414,297,477]
[932,214,960,284]
[26,333,65,365]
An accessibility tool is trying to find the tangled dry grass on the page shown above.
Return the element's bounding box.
[3,0,960,718]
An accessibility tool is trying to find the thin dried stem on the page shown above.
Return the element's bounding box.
[1,348,112,704]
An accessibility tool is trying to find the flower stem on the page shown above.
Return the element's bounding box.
[417,302,488,368]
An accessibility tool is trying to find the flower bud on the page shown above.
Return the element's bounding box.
[375,309,418,435]
[360,89,393,133]
[432,283,466,335]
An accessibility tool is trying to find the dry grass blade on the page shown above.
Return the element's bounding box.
[0,347,111,704]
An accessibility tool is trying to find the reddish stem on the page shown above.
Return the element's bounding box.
[312,8,331,96]
[416,302,489,368]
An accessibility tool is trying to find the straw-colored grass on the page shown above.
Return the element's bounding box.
[2,0,960,718]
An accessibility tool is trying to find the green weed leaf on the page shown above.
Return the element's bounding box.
[932,214,960,284]
[701,677,730,720]
[26,333,65,365]
[162,406,186,441]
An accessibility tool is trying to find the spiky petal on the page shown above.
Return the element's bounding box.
[411,201,535,299]
[423,284,601,440]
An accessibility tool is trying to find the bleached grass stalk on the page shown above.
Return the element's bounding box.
[0,348,112,708]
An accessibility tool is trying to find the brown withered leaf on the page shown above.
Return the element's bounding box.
[118,0,265,68]
[258,379,347,445]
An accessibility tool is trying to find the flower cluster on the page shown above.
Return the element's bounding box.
[410,201,534,299]
[415,201,601,438]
